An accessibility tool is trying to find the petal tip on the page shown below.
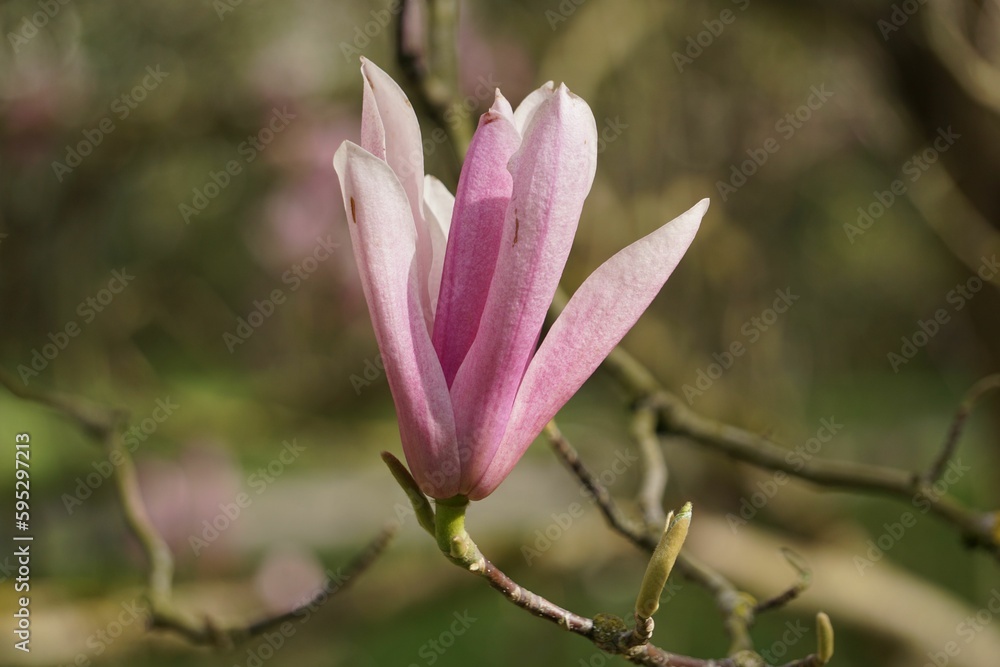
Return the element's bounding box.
[490,88,511,111]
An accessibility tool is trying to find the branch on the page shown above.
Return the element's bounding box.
[924,374,1000,484]
[545,422,809,658]
[240,525,396,639]
[436,499,826,667]
[0,368,395,647]
[752,548,812,616]
[589,340,1000,560]
[632,402,668,528]
[924,0,1000,118]
[396,0,471,171]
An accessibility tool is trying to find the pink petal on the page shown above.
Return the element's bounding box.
[422,174,455,317]
[513,81,555,134]
[469,199,708,499]
[449,84,598,494]
[334,141,460,498]
[432,91,521,386]
[360,58,425,215]
[360,58,437,333]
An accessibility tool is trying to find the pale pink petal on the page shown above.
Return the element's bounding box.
[449,84,598,493]
[334,141,460,498]
[360,58,437,332]
[469,199,708,499]
[360,58,425,213]
[422,174,455,317]
[432,91,521,386]
[512,81,555,134]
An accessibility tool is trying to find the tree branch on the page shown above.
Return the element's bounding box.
[587,341,1000,560]
[924,374,1000,484]
[0,368,395,647]
[545,422,813,659]
[438,499,826,667]
[396,0,471,173]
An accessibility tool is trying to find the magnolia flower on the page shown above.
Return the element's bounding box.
[334,59,707,501]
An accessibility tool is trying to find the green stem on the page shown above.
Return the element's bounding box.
[381,451,435,535]
[433,496,485,571]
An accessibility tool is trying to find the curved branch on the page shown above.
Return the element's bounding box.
[463,530,827,666]
[593,343,1000,559]
[545,422,809,658]
[0,368,395,647]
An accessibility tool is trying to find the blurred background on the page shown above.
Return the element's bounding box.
[2,0,1000,665]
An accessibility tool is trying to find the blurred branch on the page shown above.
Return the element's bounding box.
[924,374,1000,484]
[908,157,1000,299]
[396,0,471,171]
[545,421,811,659]
[632,402,668,528]
[925,0,1000,117]
[0,368,395,647]
[587,335,1000,559]
[240,525,396,639]
[753,549,812,616]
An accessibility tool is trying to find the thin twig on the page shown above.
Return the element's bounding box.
[753,548,812,616]
[478,549,734,665]
[633,403,668,528]
[451,512,822,666]
[545,421,805,658]
[0,368,395,647]
[651,388,999,557]
[241,524,397,639]
[924,374,1000,484]
[545,421,655,550]
[396,0,471,172]
[677,551,756,656]
[585,340,1000,559]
